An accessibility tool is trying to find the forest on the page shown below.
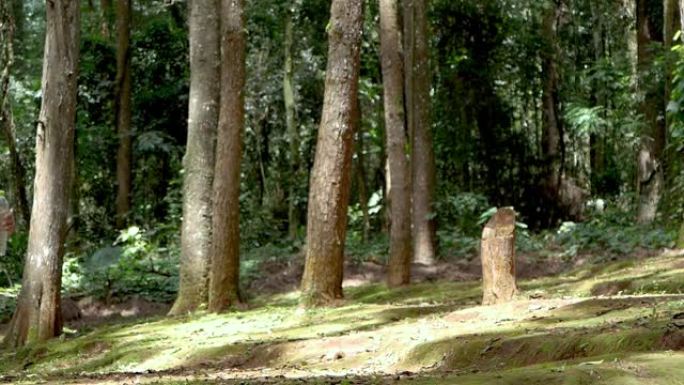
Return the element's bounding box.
[1,0,684,384]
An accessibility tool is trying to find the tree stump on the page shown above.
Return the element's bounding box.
[481,207,517,305]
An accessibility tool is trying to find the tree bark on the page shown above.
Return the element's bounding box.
[115,0,133,228]
[636,0,665,224]
[678,216,684,249]
[664,0,680,206]
[208,0,245,313]
[100,0,112,38]
[406,0,436,265]
[680,0,684,34]
[3,0,80,348]
[381,0,411,287]
[0,0,30,227]
[283,8,301,240]
[665,0,679,107]
[354,126,371,243]
[589,0,606,195]
[300,0,363,307]
[170,0,220,315]
[541,1,564,220]
[481,208,517,306]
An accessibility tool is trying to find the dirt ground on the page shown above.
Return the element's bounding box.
[54,251,579,329]
[2,249,682,385]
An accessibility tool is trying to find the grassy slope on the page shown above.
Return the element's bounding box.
[1,252,684,384]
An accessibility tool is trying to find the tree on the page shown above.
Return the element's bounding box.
[170,0,220,315]
[665,0,679,113]
[115,0,133,228]
[100,0,112,38]
[3,0,80,347]
[588,0,606,195]
[0,0,30,226]
[540,0,564,223]
[208,0,245,312]
[380,0,411,287]
[300,0,364,307]
[283,5,301,240]
[405,0,437,265]
[636,0,665,224]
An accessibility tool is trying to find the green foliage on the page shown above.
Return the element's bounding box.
[0,229,27,287]
[0,285,19,323]
[667,43,684,223]
[554,203,674,259]
[63,226,179,302]
[434,192,491,237]
[345,233,389,264]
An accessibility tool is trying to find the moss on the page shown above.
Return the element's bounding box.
[3,253,684,384]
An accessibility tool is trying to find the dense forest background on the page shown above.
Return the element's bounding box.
[1,0,684,336]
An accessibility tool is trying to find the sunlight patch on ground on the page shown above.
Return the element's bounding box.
[2,253,684,384]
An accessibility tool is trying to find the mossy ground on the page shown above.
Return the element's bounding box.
[1,251,684,384]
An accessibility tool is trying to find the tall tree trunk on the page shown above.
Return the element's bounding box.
[11,0,23,43]
[381,0,411,287]
[208,0,245,313]
[406,0,436,265]
[678,217,684,248]
[284,9,301,240]
[355,126,371,243]
[100,0,112,38]
[0,1,30,227]
[678,0,684,244]
[589,0,606,195]
[115,0,133,228]
[300,0,363,307]
[2,0,80,348]
[636,0,665,224]
[665,0,679,107]
[170,0,220,315]
[664,0,680,203]
[541,0,564,223]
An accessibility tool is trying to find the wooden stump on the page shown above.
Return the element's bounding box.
[481,207,517,305]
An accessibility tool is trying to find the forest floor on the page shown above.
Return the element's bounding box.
[1,249,684,384]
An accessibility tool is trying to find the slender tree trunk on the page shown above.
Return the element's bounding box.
[170,0,220,315]
[355,127,371,243]
[100,0,112,38]
[3,0,80,348]
[381,0,411,287]
[284,9,300,240]
[406,0,436,265]
[0,1,30,226]
[115,0,133,228]
[665,0,679,105]
[678,217,684,248]
[541,1,564,221]
[678,1,684,244]
[208,0,245,312]
[680,0,684,33]
[589,0,606,195]
[10,0,24,72]
[664,0,680,205]
[11,0,23,42]
[300,0,363,307]
[636,0,665,224]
